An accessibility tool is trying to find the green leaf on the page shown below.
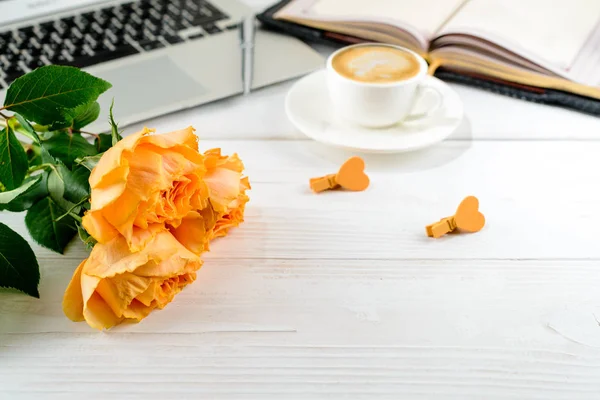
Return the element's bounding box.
[0,174,42,205]
[47,163,79,213]
[42,132,97,168]
[0,173,48,212]
[72,101,100,130]
[109,99,122,146]
[25,197,77,254]
[75,154,102,172]
[3,65,112,126]
[13,114,41,145]
[48,119,73,131]
[48,101,100,131]
[63,165,90,204]
[0,125,28,190]
[26,143,42,166]
[94,133,113,153]
[0,223,40,298]
[39,131,57,141]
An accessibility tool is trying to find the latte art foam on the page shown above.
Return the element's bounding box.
[332,46,421,83]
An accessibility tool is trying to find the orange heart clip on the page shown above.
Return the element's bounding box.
[310,157,370,193]
[426,196,485,238]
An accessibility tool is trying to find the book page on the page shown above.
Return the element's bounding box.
[277,0,467,40]
[439,0,600,69]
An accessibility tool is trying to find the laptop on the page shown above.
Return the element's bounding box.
[0,0,324,132]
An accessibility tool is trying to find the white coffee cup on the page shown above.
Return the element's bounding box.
[326,43,443,128]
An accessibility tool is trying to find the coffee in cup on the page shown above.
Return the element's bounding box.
[331,45,421,84]
[326,43,443,128]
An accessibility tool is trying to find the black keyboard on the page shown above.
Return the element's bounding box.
[0,0,236,88]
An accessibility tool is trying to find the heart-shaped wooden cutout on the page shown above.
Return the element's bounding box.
[454,196,485,232]
[336,157,370,191]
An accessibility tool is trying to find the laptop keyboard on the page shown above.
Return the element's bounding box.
[0,0,234,88]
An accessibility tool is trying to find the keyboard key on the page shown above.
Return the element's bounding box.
[33,26,48,40]
[149,0,164,9]
[12,30,28,45]
[71,26,84,40]
[62,38,77,53]
[42,43,59,58]
[0,31,10,46]
[0,54,12,70]
[202,23,221,35]
[75,44,139,67]
[138,39,164,51]
[188,32,204,40]
[26,38,43,53]
[53,50,75,64]
[105,29,119,44]
[5,61,32,82]
[26,58,46,70]
[84,34,99,48]
[91,22,104,36]
[161,15,178,30]
[163,34,184,44]
[130,13,143,26]
[124,24,140,39]
[8,42,20,55]
[148,8,162,22]
[182,9,195,22]
[101,39,116,52]
[144,20,160,35]
[73,17,87,30]
[54,20,69,35]
[184,0,199,12]
[167,3,182,17]
[61,17,75,27]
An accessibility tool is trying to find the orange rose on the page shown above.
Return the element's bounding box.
[171,149,251,254]
[66,128,250,329]
[82,127,209,252]
[62,226,202,330]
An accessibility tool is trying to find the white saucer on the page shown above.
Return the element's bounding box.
[285,69,464,153]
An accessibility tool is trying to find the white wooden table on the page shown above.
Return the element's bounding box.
[4,2,600,398]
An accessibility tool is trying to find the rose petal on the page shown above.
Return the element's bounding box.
[84,228,198,279]
[89,128,153,198]
[62,260,86,322]
[80,273,122,330]
[169,211,208,254]
[142,126,198,151]
[204,168,242,212]
[82,210,120,244]
[122,299,155,321]
[95,273,153,318]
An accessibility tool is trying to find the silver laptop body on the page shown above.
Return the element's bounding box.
[0,0,324,132]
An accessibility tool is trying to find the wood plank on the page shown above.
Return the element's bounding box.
[2,258,600,398]
[2,140,600,260]
[3,140,600,398]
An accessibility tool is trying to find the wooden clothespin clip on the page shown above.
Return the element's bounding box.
[426,196,485,238]
[310,156,370,193]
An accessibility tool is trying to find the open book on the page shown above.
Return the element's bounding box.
[267,0,600,102]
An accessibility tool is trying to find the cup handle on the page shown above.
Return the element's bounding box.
[404,81,444,122]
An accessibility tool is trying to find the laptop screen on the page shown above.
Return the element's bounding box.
[0,0,113,26]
